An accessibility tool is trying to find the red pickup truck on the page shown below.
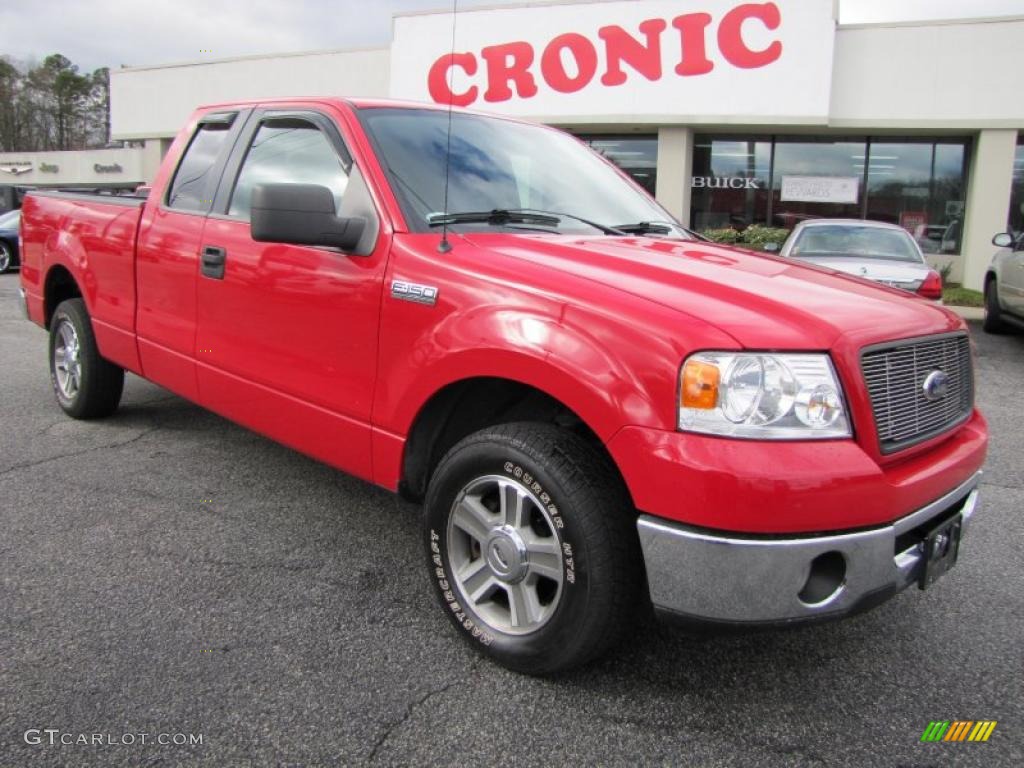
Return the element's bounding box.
[18,99,987,674]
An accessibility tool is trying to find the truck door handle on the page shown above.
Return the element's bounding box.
[201,246,226,279]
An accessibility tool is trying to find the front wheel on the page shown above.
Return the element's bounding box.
[49,298,124,419]
[0,241,13,273]
[424,423,643,675]
[983,278,1008,334]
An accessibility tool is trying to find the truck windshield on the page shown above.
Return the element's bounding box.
[359,107,682,237]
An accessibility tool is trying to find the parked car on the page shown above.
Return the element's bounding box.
[779,219,943,300]
[984,232,1024,333]
[18,99,987,674]
[0,209,20,273]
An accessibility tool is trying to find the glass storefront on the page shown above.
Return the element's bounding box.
[578,135,658,196]
[1010,134,1024,237]
[691,135,970,252]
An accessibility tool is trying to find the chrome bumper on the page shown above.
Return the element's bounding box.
[638,472,981,625]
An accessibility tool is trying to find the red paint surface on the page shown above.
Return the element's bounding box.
[20,98,988,534]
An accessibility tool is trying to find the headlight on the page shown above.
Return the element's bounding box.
[678,353,851,439]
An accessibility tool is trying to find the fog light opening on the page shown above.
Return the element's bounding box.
[798,551,846,606]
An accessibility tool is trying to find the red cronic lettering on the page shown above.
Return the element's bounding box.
[540,33,598,93]
[427,53,479,106]
[598,19,667,86]
[718,2,783,69]
[672,13,715,76]
[481,42,539,102]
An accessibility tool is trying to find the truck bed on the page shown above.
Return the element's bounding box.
[20,190,147,374]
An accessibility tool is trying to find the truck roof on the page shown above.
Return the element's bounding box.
[193,97,462,114]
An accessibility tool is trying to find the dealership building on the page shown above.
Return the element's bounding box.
[100,0,1023,291]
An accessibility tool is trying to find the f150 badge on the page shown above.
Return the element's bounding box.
[391,280,438,306]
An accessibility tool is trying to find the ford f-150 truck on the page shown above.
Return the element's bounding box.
[18,99,988,674]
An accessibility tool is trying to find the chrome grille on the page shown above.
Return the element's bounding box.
[861,333,973,453]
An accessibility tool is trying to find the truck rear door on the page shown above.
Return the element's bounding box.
[194,106,389,482]
[136,110,249,400]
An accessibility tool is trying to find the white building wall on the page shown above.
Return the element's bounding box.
[830,19,1024,128]
[961,130,1018,291]
[111,48,391,140]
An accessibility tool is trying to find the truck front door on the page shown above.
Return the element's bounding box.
[195,108,388,481]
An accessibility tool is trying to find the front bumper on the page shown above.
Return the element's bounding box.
[638,471,980,626]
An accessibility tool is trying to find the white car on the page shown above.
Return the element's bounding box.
[984,232,1024,333]
[777,219,943,301]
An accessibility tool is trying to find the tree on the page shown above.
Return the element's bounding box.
[0,54,111,152]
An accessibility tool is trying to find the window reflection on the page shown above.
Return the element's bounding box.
[691,137,772,230]
[690,135,970,252]
[229,122,349,220]
[578,136,658,196]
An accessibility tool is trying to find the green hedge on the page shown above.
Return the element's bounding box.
[701,225,790,251]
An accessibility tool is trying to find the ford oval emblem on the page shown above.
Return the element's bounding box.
[922,370,950,401]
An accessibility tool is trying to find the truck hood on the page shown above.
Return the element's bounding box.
[465,234,962,349]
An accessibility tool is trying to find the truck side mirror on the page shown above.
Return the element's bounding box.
[251,183,365,252]
[992,232,1014,248]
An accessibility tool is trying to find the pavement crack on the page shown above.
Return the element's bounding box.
[0,426,162,482]
[367,680,455,763]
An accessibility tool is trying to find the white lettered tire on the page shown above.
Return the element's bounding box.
[424,423,642,675]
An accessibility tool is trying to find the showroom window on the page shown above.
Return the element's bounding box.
[578,136,658,196]
[864,139,968,254]
[691,136,772,230]
[691,135,970,252]
[1009,134,1024,236]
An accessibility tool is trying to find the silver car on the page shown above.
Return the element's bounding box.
[984,232,1024,333]
[777,219,942,300]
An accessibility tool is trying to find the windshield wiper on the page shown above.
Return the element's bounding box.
[508,209,625,236]
[427,209,561,228]
[427,208,625,235]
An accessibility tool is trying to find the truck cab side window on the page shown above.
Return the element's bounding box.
[228,120,350,220]
[166,123,232,212]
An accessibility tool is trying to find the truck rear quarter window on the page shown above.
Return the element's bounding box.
[166,119,234,212]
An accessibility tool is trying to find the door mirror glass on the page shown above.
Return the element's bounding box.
[992,232,1014,248]
[251,183,365,251]
[763,242,780,253]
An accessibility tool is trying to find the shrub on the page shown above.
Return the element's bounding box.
[700,228,741,245]
[937,261,954,284]
[698,225,790,251]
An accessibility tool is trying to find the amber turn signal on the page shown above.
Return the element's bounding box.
[681,359,720,410]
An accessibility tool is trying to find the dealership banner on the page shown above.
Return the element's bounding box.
[390,0,836,122]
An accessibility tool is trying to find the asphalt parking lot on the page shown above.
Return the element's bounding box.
[1,271,1021,767]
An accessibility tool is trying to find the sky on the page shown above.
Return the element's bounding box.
[2,0,1022,73]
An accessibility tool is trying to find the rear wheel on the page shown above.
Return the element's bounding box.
[0,241,12,273]
[983,278,1008,334]
[49,298,124,419]
[424,423,642,675]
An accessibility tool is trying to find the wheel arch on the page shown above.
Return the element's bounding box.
[43,264,84,329]
[398,375,630,504]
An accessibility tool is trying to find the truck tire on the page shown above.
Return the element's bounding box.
[49,298,124,419]
[423,422,642,675]
[983,278,1008,334]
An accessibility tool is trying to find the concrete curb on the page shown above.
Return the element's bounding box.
[946,305,984,321]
